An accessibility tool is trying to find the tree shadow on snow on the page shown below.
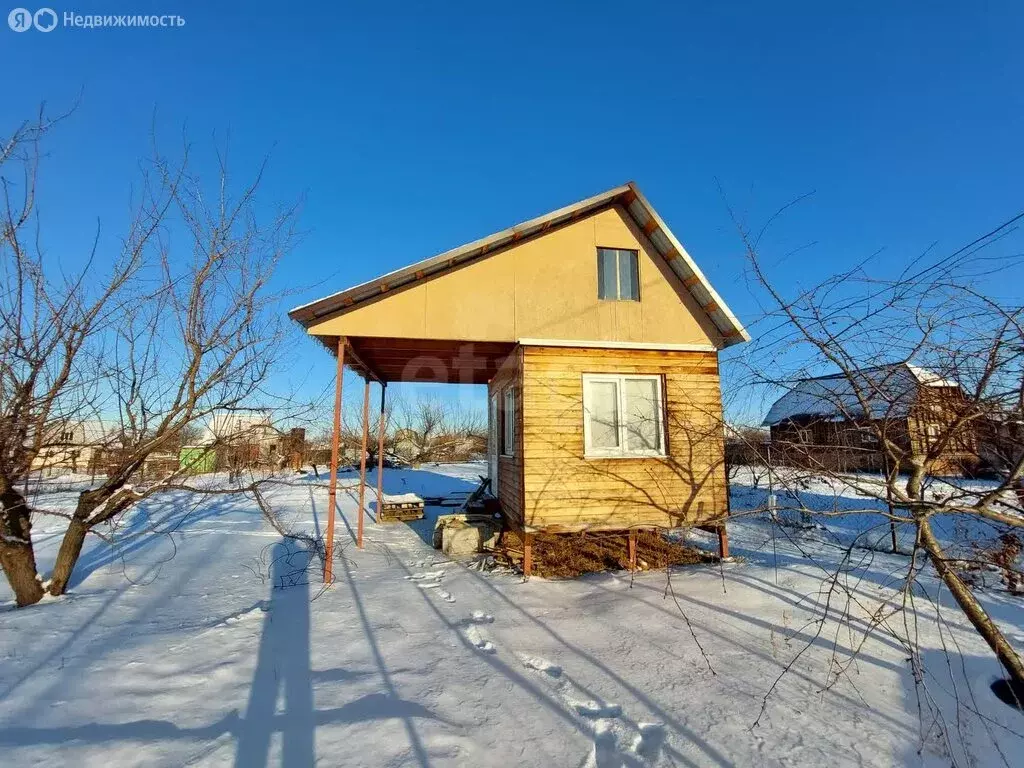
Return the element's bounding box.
[898,646,1024,765]
[236,539,453,767]
[234,540,316,766]
[731,477,1011,558]
[1,538,451,766]
[66,492,256,589]
[332,466,479,549]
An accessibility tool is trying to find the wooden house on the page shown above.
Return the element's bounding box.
[288,182,749,578]
[762,364,980,476]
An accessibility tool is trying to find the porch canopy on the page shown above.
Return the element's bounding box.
[325,335,517,385]
[294,333,514,583]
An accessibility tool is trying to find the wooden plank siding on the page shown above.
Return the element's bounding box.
[488,348,525,526]
[519,346,727,531]
[769,384,981,477]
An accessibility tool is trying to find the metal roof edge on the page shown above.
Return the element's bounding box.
[624,182,750,346]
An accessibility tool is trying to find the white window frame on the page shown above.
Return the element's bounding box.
[502,386,515,457]
[857,427,879,446]
[582,373,666,458]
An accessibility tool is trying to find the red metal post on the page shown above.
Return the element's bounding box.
[356,377,371,549]
[324,338,346,583]
[376,383,386,517]
[717,525,730,560]
[523,532,533,579]
[628,529,637,571]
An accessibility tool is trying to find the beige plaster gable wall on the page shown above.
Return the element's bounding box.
[307,205,723,347]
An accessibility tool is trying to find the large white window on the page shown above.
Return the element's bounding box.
[582,374,665,457]
[502,386,516,456]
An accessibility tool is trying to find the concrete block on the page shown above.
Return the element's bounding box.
[443,524,484,556]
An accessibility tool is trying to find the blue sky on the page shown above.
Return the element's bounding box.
[4,1,1023,423]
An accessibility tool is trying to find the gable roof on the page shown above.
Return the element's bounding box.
[762,363,962,426]
[288,182,750,348]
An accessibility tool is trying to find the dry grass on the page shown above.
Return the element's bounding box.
[495,529,716,579]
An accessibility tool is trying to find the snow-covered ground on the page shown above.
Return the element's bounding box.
[2,462,1022,767]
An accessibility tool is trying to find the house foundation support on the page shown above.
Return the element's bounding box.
[696,523,730,560]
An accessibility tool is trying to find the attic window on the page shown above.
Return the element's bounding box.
[597,248,639,301]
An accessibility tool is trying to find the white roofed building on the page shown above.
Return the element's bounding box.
[762,363,979,476]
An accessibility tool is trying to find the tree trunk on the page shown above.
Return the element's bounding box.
[919,517,1024,688]
[0,484,44,606]
[0,541,44,606]
[905,459,926,501]
[48,517,89,597]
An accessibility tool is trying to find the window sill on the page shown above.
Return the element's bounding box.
[584,451,667,460]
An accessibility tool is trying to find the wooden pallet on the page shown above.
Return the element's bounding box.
[379,499,425,523]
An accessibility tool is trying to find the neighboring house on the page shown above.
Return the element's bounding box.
[977,411,1024,475]
[31,419,114,475]
[392,428,420,461]
[199,411,284,464]
[289,181,749,567]
[762,363,979,475]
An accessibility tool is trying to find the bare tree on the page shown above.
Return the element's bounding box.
[732,197,1024,703]
[0,107,163,605]
[725,424,771,489]
[0,109,301,605]
[390,395,485,464]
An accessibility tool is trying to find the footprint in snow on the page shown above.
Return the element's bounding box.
[589,720,620,768]
[516,649,639,765]
[416,581,442,590]
[631,723,665,761]
[570,699,622,718]
[438,590,456,603]
[218,602,266,627]
[405,570,445,581]
[517,654,562,678]
[465,625,496,654]
[470,610,494,624]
